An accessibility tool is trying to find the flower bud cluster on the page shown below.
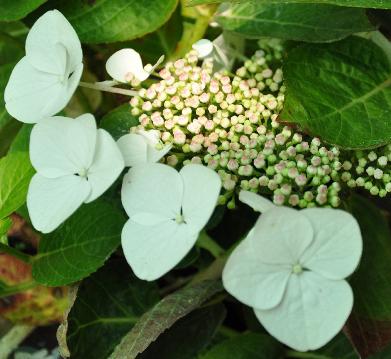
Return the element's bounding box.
[128,41,388,208]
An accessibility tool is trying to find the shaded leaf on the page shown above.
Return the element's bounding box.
[199,332,284,359]
[48,0,178,43]
[216,3,375,43]
[8,124,34,153]
[32,200,126,286]
[310,333,358,359]
[345,194,391,357]
[186,0,391,9]
[109,280,223,359]
[63,260,159,359]
[100,103,139,140]
[0,0,47,21]
[281,36,391,149]
[0,152,34,220]
[140,304,226,359]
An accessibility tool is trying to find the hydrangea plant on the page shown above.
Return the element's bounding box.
[0,2,391,359]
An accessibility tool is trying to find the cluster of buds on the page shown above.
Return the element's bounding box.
[128,41,388,208]
[341,145,391,197]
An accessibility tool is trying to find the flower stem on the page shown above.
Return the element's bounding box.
[0,324,35,358]
[285,350,331,359]
[0,243,32,264]
[78,81,138,97]
[0,280,37,298]
[197,231,225,258]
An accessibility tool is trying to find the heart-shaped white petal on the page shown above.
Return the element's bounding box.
[25,9,82,74]
[121,219,197,281]
[29,114,97,178]
[300,208,362,280]
[239,191,275,213]
[223,231,291,310]
[106,49,150,82]
[254,271,353,352]
[121,163,183,221]
[85,129,125,203]
[27,174,90,233]
[250,207,314,265]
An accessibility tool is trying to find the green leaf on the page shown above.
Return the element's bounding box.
[109,280,223,359]
[139,304,226,359]
[186,0,391,9]
[199,332,284,359]
[100,103,139,140]
[216,3,375,43]
[64,260,159,359]
[50,0,178,43]
[0,152,34,220]
[350,195,391,319]
[281,36,391,149]
[0,32,24,156]
[0,0,47,21]
[32,200,126,286]
[344,195,391,357]
[0,217,12,237]
[8,124,34,153]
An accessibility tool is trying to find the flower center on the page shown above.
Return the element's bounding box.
[77,168,88,178]
[292,263,303,275]
[175,213,185,224]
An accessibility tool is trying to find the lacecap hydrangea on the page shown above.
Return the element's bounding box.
[127,39,391,209]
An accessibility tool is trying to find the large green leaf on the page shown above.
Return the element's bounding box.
[0,32,24,156]
[199,332,284,359]
[32,200,126,286]
[216,3,375,42]
[49,0,178,43]
[186,0,391,9]
[0,0,47,21]
[139,304,226,359]
[0,152,34,219]
[281,36,391,149]
[345,195,391,357]
[100,103,139,140]
[109,280,223,359]
[63,260,159,359]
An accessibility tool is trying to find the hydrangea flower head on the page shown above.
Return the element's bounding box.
[4,10,83,123]
[27,114,124,233]
[121,163,221,281]
[223,191,363,351]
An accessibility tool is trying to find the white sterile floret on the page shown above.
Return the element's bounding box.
[192,39,214,59]
[106,48,164,83]
[117,129,172,167]
[27,114,124,233]
[223,191,363,352]
[4,10,83,123]
[121,163,221,281]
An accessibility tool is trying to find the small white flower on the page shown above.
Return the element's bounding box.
[192,39,214,59]
[223,191,362,351]
[27,114,124,233]
[106,48,164,83]
[121,163,221,281]
[117,130,171,167]
[4,10,83,123]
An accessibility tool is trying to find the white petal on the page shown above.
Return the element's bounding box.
[192,39,214,59]
[239,191,275,213]
[254,272,353,351]
[106,48,149,82]
[250,207,313,265]
[85,129,125,203]
[121,219,197,281]
[4,58,83,123]
[29,114,97,178]
[117,134,148,167]
[27,173,90,233]
[26,10,82,74]
[121,163,182,221]
[180,164,221,230]
[300,208,363,280]
[223,232,291,310]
